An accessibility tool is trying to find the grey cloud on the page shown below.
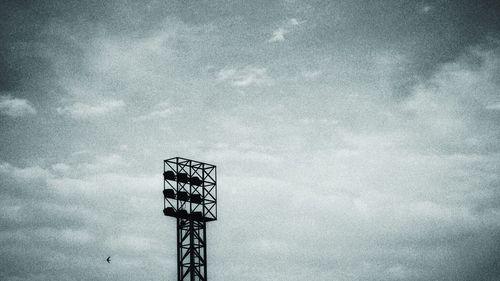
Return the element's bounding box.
[485,102,500,110]
[398,46,500,154]
[132,102,181,122]
[217,66,273,87]
[0,158,170,281]
[268,18,305,42]
[0,95,36,117]
[56,100,125,120]
[268,27,288,42]
[1,1,500,281]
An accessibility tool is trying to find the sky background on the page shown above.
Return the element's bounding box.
[1,0,500,280]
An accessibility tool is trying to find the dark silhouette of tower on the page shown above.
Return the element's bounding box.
[163,157,217,281]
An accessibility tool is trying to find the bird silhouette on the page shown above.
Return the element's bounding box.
[106,256,111,263]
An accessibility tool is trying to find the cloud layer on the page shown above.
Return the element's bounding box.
[1,1,500,281]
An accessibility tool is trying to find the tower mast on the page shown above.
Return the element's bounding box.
[163,157,217,281]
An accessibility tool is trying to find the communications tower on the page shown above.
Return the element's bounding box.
[163,157,217,281]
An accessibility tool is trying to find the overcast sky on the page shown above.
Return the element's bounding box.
[1,0,500,280]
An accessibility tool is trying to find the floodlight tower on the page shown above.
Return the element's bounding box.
[163,157,217,281]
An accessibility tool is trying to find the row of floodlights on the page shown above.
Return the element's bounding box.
[163,189,203,204]
[163,207,206,221]
[163,170,203,186]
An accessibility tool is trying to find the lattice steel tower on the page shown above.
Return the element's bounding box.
[163,157,217,281]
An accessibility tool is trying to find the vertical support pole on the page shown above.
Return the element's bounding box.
[176,157,182,281]
[203,222,207,280]
[177,218,181,281]
[190,219,194,281]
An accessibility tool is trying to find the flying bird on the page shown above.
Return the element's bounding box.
[106,256,111,264]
